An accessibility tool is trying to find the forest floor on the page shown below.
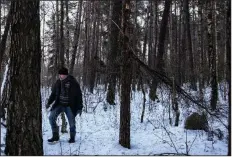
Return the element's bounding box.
[1,83,229,155]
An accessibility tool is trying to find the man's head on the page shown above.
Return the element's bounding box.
[58,67,68,80]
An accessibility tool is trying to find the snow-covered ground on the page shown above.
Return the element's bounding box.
[1,84,229,155]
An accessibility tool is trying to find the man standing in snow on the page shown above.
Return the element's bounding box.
[46,67,83,143]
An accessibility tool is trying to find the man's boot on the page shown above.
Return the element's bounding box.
[68,132,75,143]
[48,132,59,142]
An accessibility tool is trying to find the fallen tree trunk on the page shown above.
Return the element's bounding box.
[111,18,228,129]
[130,51,227,129]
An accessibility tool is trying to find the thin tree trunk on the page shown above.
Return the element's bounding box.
[51,13,57,84]
[181,1,187,84]
[174,0,178,83]
[149,0,159,101]
[89,1,98,93]
[148,0,153,69]
[199,1,204,102]
[151,0,172,100]
[177,2,183,85]
[154,0,158,69]
[65,0,70,67]
[172,77,179,126]
[207,0,218,111]
[184,0,197,90]
[83,3,90,87]
[5,0,43,155]
[140,79,146,123]
[106,0,122,105]
[142,10,148,62]
[169,1,172,76]
[59,0,65,67]
[131,0,138,91]
[55,0,59,69]
[119,0,132,149]
[58,0,67,133]
[69,0,83,75]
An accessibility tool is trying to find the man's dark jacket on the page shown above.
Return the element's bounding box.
[48,75,83,117]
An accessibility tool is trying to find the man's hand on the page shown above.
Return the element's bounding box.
[45,103,50,109]
[76,110,82,116]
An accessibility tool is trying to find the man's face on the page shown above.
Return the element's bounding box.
[59,74,67,80]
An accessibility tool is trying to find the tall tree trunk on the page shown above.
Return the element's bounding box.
[168,1,172,76]
[207,0,218,110]
[59,0,68,133]
[5,0,43,155]
[65,0,70,67]
[148,0,153,68]
[184,0,197,90]
[69,0,83,75]
[83,3,90,87]
[226,0,231,155]
[177,1,183,85]
[198,1,204,101]
[119,0,132,149]
[154,0,158,69]
[180,1,187,85]
[131,0,138,91]
[59,0,65,67]
[142,9,148,62]
[89,1,98,93]
[150,0,172,100]
[54,0,59,81]
[174,0,178,83]
[106,0,122,105]
[149,0,159,101]
[51,13,58,84]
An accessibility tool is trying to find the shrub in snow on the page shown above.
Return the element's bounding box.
[213,128,224,140]
[184,112,208,131]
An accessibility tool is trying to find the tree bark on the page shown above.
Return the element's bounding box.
[180,1,186,85]
[69,0,83,75]
[131,0,138,91]
[89,1,98,93]
[148,0,153,69]
[59,0,68,133]
[55,0,59,69]
[59,0,65,67]
[5,0,43,155]
[119,0,132,149]
[51,13,58,84]
[207,0,218,111]
[140,79,146,123]
[198,1,205,101]
[83,3,90,87]
[65,0,70,67]
[184,0,197,90]
[149,0,159,101]
[106,0,122,105]
[150,0,172,100]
